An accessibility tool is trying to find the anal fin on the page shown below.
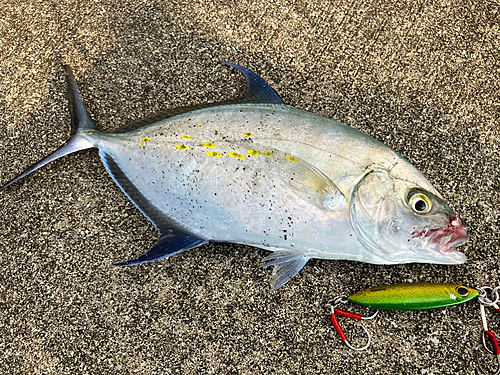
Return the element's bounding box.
[99,149,208,266]
[114,230,207,266]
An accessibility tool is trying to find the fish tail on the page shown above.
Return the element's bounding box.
[1,66,100,191]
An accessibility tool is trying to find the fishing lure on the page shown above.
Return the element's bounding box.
[346,282,479,310]
[327,282,500,374]
[326,283,478,351]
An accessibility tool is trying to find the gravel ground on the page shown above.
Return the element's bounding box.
[0,0,499,374]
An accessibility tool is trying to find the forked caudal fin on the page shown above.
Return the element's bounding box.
[0,66,99,191]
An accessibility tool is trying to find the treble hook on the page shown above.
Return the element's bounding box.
[326,297,378,351]
[476,288,500,375]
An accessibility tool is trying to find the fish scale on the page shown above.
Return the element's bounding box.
[0,62,469,291]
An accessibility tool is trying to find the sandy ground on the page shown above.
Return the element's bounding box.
[1,0,499,374]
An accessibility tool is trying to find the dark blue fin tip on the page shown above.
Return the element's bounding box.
[64,65,100,135]
[113,233,208,267]
[221,62,284,104]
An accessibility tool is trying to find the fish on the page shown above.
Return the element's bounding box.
[0,63,469,290]
[347,283,478,310]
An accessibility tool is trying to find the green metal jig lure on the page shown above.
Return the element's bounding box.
[326,283,478,351]
[327,282,500,375]
[348,282,479,310]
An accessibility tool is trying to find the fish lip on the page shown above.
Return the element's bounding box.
[440,234,469,263]
[443,235,469,251]
[412,216,469,262]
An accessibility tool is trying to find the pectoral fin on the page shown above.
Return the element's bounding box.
[239,142,346,212]
[284,154,346,211]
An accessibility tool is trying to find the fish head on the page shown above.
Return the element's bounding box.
[351,169,469,264]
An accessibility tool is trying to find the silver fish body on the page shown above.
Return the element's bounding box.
[92,104,431,261]
[1,63,469,290]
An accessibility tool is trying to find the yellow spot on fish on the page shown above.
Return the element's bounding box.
[227,152,245,160]
[141,137,151,143]
[242,132,254,137]
[285,155,299,163]
[181,135,191,139]
[175,144,189,150]
[262,151,274,157]
[206,151,222,158]
[203,142,216,148]
[247,149,260,156]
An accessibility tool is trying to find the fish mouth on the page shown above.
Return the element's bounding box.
[412,216,469,263]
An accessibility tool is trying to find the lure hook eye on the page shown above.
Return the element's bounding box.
[478,286,500,307]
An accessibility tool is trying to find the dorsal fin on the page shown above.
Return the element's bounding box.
[112,63,284,133]
[221,62,284,104]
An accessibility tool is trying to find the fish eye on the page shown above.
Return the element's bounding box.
[455,286,469,297]
[407,191,432,214]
